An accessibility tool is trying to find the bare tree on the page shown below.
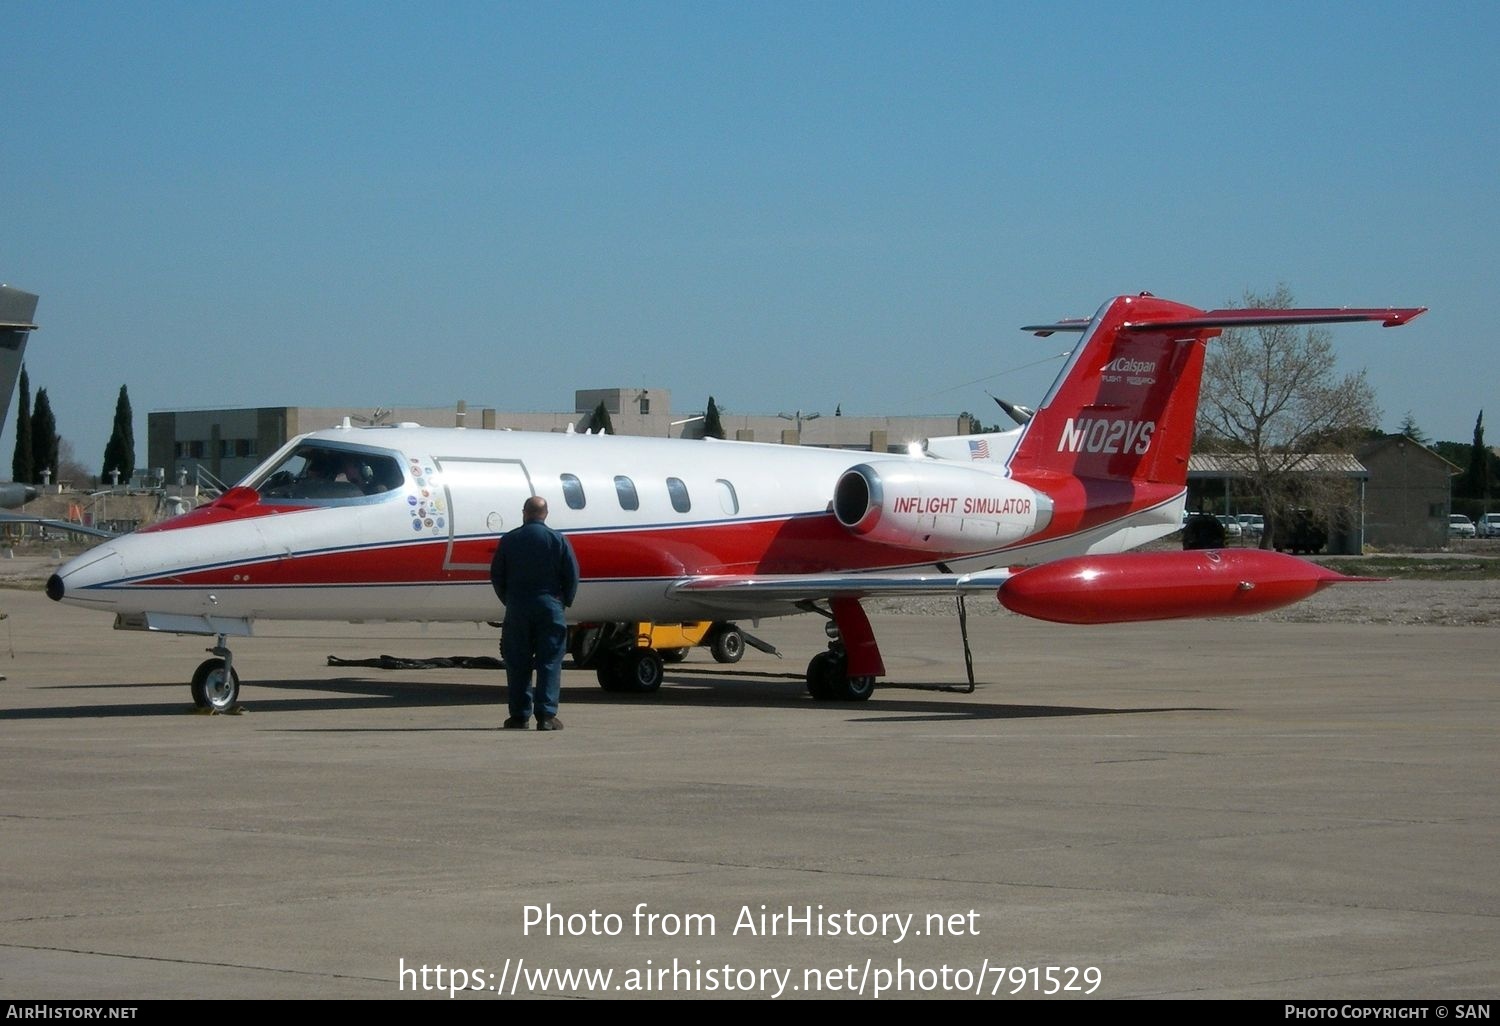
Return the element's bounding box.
[57,439,93,490]
[1195,284,1380,548]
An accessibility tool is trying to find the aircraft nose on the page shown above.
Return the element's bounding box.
[48,546,127,610]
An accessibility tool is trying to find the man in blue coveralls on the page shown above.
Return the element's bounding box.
[490,495,580,732]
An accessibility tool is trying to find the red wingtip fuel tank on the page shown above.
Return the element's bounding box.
[998,548,1373,625]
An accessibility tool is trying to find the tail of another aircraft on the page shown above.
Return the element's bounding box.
[1005,292,1425,488]
[0,285,40,431]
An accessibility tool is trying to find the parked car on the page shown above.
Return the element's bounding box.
[1449,514,1477,539]
[1236,514,1265,538]
[1181,511,1226,550]
[1216,515,1243,539]
[1476,513,1500,538]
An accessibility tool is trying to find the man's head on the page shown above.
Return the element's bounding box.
[522,495,549,523]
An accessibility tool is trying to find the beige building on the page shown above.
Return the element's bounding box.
[148,389,971,489]
[1355,436,1459,549]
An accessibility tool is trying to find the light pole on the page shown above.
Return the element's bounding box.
[777,410,821,439]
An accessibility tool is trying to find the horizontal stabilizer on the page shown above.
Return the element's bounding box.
[1123,307,1426,331]
[1021,318,1091,336]
[1026,304,1426,336]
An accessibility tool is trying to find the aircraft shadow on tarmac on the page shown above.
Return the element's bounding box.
[10,664,1220,723]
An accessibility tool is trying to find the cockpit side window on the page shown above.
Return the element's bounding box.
[253,443,405,503]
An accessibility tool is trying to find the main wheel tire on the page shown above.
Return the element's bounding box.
[623,649,665,693]
[710,625,745,664]
[828,673,876,702]
[806,651,838,700]
[190,658,240,712]
[596,657,629,692]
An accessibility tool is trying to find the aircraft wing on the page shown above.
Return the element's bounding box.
[668,569,1015,612]
[0,512,118,539]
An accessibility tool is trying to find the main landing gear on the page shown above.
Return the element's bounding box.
[596,648,665,694]
[805,648,877,701]
[189,635,241,712]
[571,623,665,694]
[574,600,888,703]
[801,603,878,702]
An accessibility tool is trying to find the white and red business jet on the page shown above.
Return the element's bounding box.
[47,293,1423,711]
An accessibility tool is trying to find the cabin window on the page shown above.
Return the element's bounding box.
[561,474,586,510]
[614,475,640,511]
[252,443,404,503]
[666,477,691,513]
[716,478,739,515]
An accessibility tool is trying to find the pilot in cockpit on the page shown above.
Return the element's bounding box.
[260,446,400,499]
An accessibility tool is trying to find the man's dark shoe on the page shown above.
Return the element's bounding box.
[503,716,530,730]
[536,716,564,732]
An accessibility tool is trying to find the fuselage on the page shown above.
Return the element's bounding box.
[47,423,1184,627]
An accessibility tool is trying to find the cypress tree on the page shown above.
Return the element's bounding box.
[587,401,615,435]
[11,365,32,484]
[1462,411,1490,501]
[102,384,136,483]
[703,396,726,439]
[31,387,59,485]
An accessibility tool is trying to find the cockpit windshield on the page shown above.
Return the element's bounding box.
[249,442,406,503]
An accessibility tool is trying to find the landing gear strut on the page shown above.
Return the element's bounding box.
[799,601,878,702]
[190,635,241,711]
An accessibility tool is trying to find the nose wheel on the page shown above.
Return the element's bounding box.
[190,637,241,712]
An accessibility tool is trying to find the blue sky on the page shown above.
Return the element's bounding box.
[5,1,1496,474]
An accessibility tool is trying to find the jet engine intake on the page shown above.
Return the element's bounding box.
[833,461,1048,553]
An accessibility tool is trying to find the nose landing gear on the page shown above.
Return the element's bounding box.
[190,636,241,712]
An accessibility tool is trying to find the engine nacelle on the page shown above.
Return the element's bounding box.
[833,461,1050,552]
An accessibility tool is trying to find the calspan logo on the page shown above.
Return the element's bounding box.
[1102,357,1157,374]
[1056,418,1156,455]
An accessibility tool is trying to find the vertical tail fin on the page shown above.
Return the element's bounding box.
[1007,293,1425,487]
[1007,293,1212,486]
[0,285,40,430]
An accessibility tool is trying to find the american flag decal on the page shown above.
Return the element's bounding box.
[968,439,990,460]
